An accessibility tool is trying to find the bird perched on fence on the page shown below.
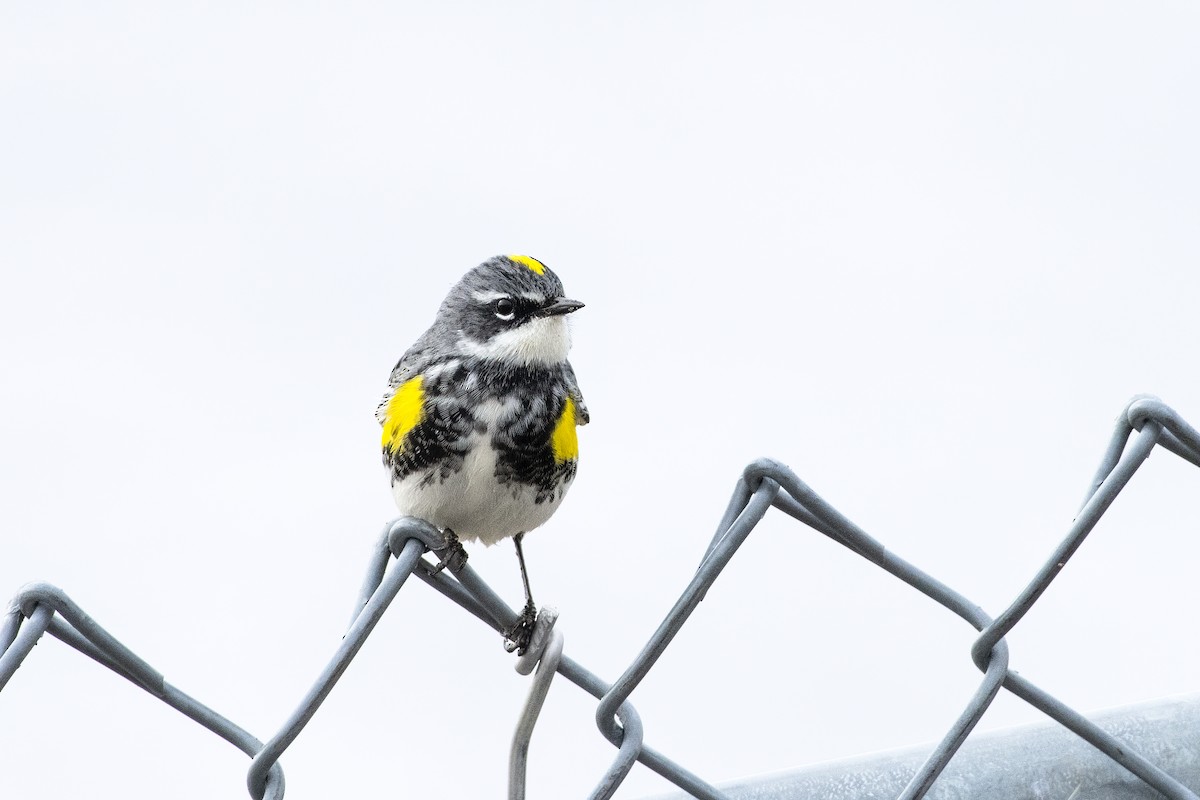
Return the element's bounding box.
[377,255,588,652]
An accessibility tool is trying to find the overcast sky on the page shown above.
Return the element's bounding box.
[3,4,1200,799]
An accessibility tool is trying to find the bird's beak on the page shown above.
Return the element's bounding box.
[535,297,585,317]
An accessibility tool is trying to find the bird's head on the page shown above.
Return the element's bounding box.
[438,255,584,367]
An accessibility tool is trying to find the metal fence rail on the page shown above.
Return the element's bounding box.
[3,394,1200,799]
[652,693,1200,800]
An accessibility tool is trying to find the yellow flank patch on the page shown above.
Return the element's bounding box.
[381,376,425,452]
[509,254,546,275]
[551,396,579,463]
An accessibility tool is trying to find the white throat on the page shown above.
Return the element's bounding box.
[459,316,572,366]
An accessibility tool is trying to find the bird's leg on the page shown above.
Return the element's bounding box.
[514,531,536,611]
[430,528,468,575]
[503,532,538,654]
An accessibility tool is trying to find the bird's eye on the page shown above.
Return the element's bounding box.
[493,298,516,321]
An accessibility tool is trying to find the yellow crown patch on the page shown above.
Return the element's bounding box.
[508,255,546,275]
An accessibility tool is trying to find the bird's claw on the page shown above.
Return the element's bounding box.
[503,601,538,654]
[429,531,468,575]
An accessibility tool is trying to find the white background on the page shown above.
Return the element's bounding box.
[2,4,1199,798]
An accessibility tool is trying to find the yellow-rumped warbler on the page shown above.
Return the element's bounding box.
[376,255,587,650]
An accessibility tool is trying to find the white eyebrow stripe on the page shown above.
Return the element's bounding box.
[471,290,546,304]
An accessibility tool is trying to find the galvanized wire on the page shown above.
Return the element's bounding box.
[511,610,564,800]
[2,394,1199,799]
[1,583,287,800]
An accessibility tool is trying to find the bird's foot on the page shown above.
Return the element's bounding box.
[429,530,468,575]
[503,600,538,655]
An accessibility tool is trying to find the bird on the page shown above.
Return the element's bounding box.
[376,254,588,652]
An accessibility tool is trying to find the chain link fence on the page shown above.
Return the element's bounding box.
[3,394,1199,798]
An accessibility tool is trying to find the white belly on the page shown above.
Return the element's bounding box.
[389,400,573,545]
